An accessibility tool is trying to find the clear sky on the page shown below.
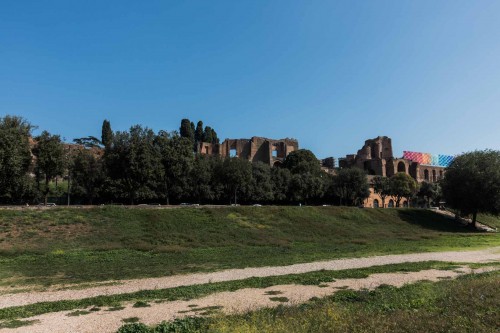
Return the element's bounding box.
[2,1,499,159]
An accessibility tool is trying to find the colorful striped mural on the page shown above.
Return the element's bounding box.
[403,151,454,167]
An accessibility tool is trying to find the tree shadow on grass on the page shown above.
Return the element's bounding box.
[396,209,480,233]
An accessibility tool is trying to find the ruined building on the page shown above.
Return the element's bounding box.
[339,136,452,208]
[198,136,299,167]
[339,136,447,183]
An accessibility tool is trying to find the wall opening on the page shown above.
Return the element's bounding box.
[397,161,406,173]
[230,148,237,157]
[432,170,436,182]
[272,150,278,158]
[424,169,429,181]
[388,199,394,208]
[373,199,379,208]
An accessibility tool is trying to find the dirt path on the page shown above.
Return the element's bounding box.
[1,247,499,310]
[1,266,497,333]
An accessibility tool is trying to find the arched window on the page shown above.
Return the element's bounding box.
[397,162,406,173]
[402,201,408,208]
[432,170,436,182]
[424,169,429,181]
[439,170,443,179]
[388,199,394,208]
[373,199,379,208]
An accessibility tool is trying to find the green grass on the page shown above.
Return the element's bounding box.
[0,207,498,287]
[0,261,473,321]
[120,271,499,333]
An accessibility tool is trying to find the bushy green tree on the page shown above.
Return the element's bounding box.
[389,172,418,207]
[104,126,161,204]
[33,131,66,205]
[249,162,274,203]
[101,120,113,149]
[271,167,291,203]
[0,116,34,203]
[441,150,500,227]
[283,149,321,175]
[218,157,252,204]
[155,131,194,204]
[372,176,391,208]
[70,148,104,204]
[417,181,440,208]
[333,168,370,206]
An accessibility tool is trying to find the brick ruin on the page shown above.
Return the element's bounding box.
[198,136,300,167]
[339,136,446,183]
[338,136,448,208]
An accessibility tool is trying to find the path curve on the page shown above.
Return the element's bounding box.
[1,247,499,309]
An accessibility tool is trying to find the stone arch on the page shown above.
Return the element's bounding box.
[388,199,394,208]
[397,161,406,173]
[424,169,429,181]
[373,199,379,208]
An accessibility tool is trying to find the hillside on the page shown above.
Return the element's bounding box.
[0,207,498,287]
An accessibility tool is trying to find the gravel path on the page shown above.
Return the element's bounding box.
[1,266,497,333]
[1,247,499,309]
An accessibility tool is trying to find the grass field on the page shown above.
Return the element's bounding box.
[0,206,498,287]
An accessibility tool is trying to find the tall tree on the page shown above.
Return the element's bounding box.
[195,121,204,143]
[211,128,219,144]
[101,120,113,149]
[441,150,500,228]
[105,126,160,204]
[389,172,418,207]
[271,167,291,203]
[32,131,66,205]
[155,131,194,205]
[249,162,274,203]
[70,148,104,204]
[202,126,213,144]
[0,116,34,203]
[189,155,215,203]
[333,168,370,206]
[372,176,391,208]
[417,181,440,208]
[283,149,321,175]
[218,157,252,204]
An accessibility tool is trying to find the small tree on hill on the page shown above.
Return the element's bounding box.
[372,176,391,208]
[33,131,66,205]
[389,173,418,207]
[441,150,500,228]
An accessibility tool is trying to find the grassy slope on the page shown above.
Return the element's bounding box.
[0,207,498,286]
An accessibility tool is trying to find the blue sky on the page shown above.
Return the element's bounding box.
[1,1,499,159]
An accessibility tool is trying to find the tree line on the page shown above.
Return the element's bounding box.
[0,115,371,205]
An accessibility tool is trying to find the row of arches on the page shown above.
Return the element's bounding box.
[373,199,408,208]
[423,169,444,182]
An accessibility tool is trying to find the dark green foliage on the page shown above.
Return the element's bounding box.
[218,157,252,204]
[442,150,500,227]
[417,181,441,208]
[283,149,321,175]
[249,162,274,202]
[389,173,418,207]
[104,126,161,204]
[155,131,194,204]
[101,120,113,149]
[32,131,66,205]
[194,121,203,144]
[117,323,151,333]
[333,168,370,206]
[0,116,34,203]
[70,149,104,204]
[179,119,194,143]
[73,136,102,148]
[372,176,391,208]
